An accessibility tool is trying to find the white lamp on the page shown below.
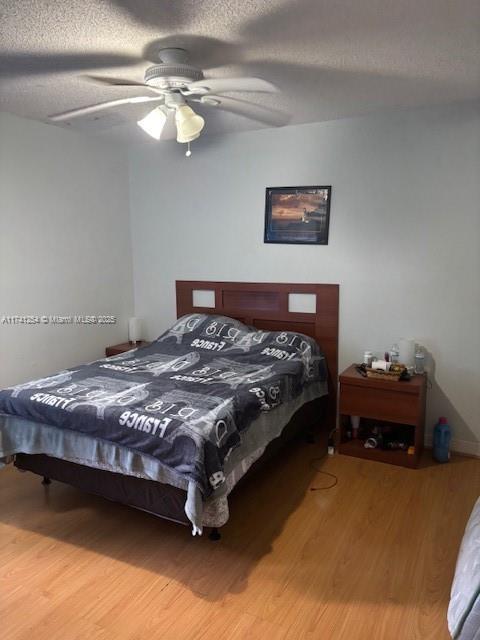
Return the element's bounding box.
[137,107,167,140]
[399,338,416,367]
[128,317,143,345]
[175,105,205,143]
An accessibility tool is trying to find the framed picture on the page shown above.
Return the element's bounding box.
[264,186,331,245]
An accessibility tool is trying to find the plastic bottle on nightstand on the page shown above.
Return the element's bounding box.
[389,344,400,364]
[433,417,451,463]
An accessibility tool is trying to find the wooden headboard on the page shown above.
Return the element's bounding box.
[176,280,339,429]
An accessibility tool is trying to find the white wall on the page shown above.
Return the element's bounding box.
[0,112,134,387]
[129,102,480,452]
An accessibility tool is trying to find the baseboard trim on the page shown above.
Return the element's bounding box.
[424,437,480,458]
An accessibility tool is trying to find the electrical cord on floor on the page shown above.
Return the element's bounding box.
[309,459,338,491]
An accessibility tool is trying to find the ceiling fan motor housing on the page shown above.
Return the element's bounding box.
[144,64,204,90]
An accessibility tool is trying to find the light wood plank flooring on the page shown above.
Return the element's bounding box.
[1,442,479,640]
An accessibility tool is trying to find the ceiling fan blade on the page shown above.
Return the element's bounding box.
[0,53,140,78]
[198,96,290,127]
[186,77,278,95]
[83,75,149,88]
[49,96,163,122]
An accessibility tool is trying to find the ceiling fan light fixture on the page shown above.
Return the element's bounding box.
[137,106,167,140]
[175,104,205,143]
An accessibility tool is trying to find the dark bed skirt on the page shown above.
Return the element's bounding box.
[15,452,192,524]
[14,396,328,529]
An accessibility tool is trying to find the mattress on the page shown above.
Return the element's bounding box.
[0,313,328,533]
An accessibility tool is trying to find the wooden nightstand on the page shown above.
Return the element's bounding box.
[338,364,426,468]
[105,341,150,357]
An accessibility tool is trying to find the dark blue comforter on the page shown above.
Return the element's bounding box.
[0,314,327,496]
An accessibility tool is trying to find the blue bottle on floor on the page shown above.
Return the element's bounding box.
[433,417,451,463]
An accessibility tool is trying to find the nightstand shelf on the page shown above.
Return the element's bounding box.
[338,364,427,468]
[339,436,417,468]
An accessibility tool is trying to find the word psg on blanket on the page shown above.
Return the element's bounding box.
[0,314,328,501]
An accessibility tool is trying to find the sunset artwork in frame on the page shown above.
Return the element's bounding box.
[264,186,331,245]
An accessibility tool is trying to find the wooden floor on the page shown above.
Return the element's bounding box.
[1,443,479,640]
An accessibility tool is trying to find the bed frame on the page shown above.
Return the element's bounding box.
[15,281,339,538]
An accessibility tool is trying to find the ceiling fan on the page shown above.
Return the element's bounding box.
[49,47,290,154]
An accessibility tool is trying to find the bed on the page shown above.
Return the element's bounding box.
[0,281,339,537]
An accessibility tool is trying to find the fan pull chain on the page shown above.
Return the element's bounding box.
[185,142,192,157]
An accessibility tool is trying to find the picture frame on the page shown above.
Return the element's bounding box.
[264,185,331,245]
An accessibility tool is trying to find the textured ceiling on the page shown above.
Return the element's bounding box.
[0,0,479,144]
